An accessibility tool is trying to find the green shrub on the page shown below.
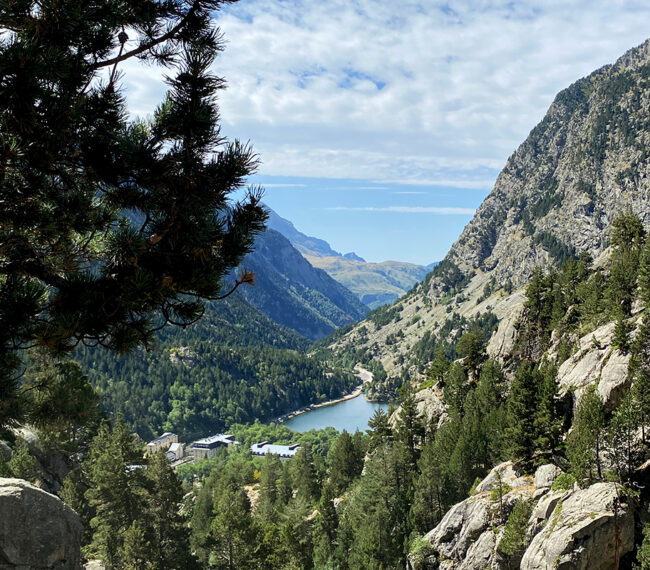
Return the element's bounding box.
[551,473,576,492]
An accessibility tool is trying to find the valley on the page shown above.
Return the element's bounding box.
[4,5,650,569]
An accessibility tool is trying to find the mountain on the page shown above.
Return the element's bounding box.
[343,252,366,262]
[267,207,430,308]
[329,38,650,381]
[237,228,368,340]
[303,254,430,309]
[266,207,341,257]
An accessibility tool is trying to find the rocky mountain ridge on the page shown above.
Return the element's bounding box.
[329,38,650,378]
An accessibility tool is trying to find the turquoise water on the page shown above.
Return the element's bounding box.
[283,395,389,433]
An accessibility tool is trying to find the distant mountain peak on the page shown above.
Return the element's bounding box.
[343,252,366,262]
[266,207,341,258]
[265,207,429,309]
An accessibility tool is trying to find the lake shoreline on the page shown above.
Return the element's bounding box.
[275,384,364,424]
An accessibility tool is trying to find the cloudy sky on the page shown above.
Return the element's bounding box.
[123,0,650,265]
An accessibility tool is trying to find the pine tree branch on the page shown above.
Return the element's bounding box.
[89,1,201,71]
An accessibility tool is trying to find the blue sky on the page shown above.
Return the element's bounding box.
[120,0,650,265]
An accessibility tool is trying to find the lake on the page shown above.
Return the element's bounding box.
[283,394,390,433]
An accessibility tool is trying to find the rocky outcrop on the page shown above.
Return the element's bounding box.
[390,387,447,429]
[414,463,636,570]
[0,478,81,569]
[557,321,633,410]
[521,483,634,570]
[474,461,531,494]
[486,298,526,362]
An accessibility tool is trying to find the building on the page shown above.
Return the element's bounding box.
[146,432,178,455]
[166,442,185,462]
[249,441,301,459]
[189,434,239,460]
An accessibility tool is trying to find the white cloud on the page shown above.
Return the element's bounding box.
[118,0,650,187]
[327,206,477,215]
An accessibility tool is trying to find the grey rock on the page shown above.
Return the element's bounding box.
[487,302,525,362]
[0,477,81,569]
[557,322,631,410]
[423,487,532,568]
[533,464,562,490]
[520,482,634,570]
[474,462,530,494]
[390,388,446,429]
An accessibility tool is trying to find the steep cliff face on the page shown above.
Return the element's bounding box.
[330,38,650,377]
[239,228,368,340]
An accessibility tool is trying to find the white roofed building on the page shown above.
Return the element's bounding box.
[249,441,301,459]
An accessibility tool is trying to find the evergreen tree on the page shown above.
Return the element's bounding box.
[533,363,563,453]
[497,498,533,558]
[60,469,94,545]
[475,359,507,465]
[504,363,538,465]
[412,440,447,532]
[257,453,284,524]
[120,522,154,570]
[639,238,650,306]
[145,451,198,569]
[341,442,412,569]
[8,438,38,483]
[443,363,469,419]
[329,430,363,495]
[567,386,605,483]
[0,0,267,428]
[279,497,315,570]
[612,316,632,354]
[367,407,392,451]
[291,446,320,504]
[190,472,218,566]
[426,347,450,385]
[312,483,338,568]
[0,452,11,478]
[606,393,640,482]
[605,212,645,318]
[637,522,650,569]
[211,479,256,570]
[84,416,146,567]
[630,319,650,442]
[23,354,102,450]
[456,328,487,378]
[396,384,425,463]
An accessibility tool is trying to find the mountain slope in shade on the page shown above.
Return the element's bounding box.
[237,228,368,340]
[267,207,430,308]
[329,38,650,377]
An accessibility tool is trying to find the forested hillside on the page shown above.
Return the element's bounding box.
[75,292,357,440]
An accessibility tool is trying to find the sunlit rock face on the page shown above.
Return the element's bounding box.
[0,477,82,569]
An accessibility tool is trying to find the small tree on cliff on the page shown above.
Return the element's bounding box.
[0,0,267,427]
